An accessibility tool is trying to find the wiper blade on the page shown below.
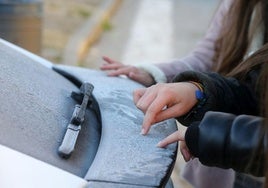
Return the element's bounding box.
[58,82,94,158]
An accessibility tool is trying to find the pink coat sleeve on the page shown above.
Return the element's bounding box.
[156,0,233,82]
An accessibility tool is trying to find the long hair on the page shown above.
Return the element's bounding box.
[213,0,268,75]
[214,0,268,182]
[227,42,268,185]
[227,43,268,117]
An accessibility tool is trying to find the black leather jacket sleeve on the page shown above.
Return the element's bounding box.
[172,70,259,126]
[185,111,266,176]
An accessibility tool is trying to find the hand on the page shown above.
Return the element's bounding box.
[133,82,198,135]
[157,125,193,162]
[100,56,155,86]
[180,141,192,162]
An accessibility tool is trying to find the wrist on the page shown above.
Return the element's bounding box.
[135,64,167,83]
[187,81,205,101]
[185,121,200,157]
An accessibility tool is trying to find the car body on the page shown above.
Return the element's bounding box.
[0,38,177,188]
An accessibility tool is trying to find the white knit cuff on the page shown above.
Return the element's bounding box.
[135,64,167,83]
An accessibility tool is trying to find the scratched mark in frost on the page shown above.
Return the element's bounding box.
[100,90,143,125]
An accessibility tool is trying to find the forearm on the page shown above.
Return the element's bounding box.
[172,71,258,125]
[185,111,265,176]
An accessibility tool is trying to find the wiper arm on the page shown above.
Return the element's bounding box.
[58,82,94,158]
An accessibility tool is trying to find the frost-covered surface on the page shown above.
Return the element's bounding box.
[0,37,177,187]
[0,40,101,177]
[55,65,178,187]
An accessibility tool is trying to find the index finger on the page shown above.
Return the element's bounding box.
[102,56,120,64]
[133,88,146,105]
[157,130,184,148]
[141,95,170,135]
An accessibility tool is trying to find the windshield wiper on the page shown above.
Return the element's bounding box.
[58,82,94,158]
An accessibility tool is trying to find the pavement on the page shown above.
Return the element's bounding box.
[63,0,220,187]
[81,0,220,69]
[62,0,122,66]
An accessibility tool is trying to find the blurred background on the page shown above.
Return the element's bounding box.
[0,0,220,67]
[0,0,220,187]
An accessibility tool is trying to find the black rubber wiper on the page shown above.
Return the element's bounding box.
[58,82,94,158]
